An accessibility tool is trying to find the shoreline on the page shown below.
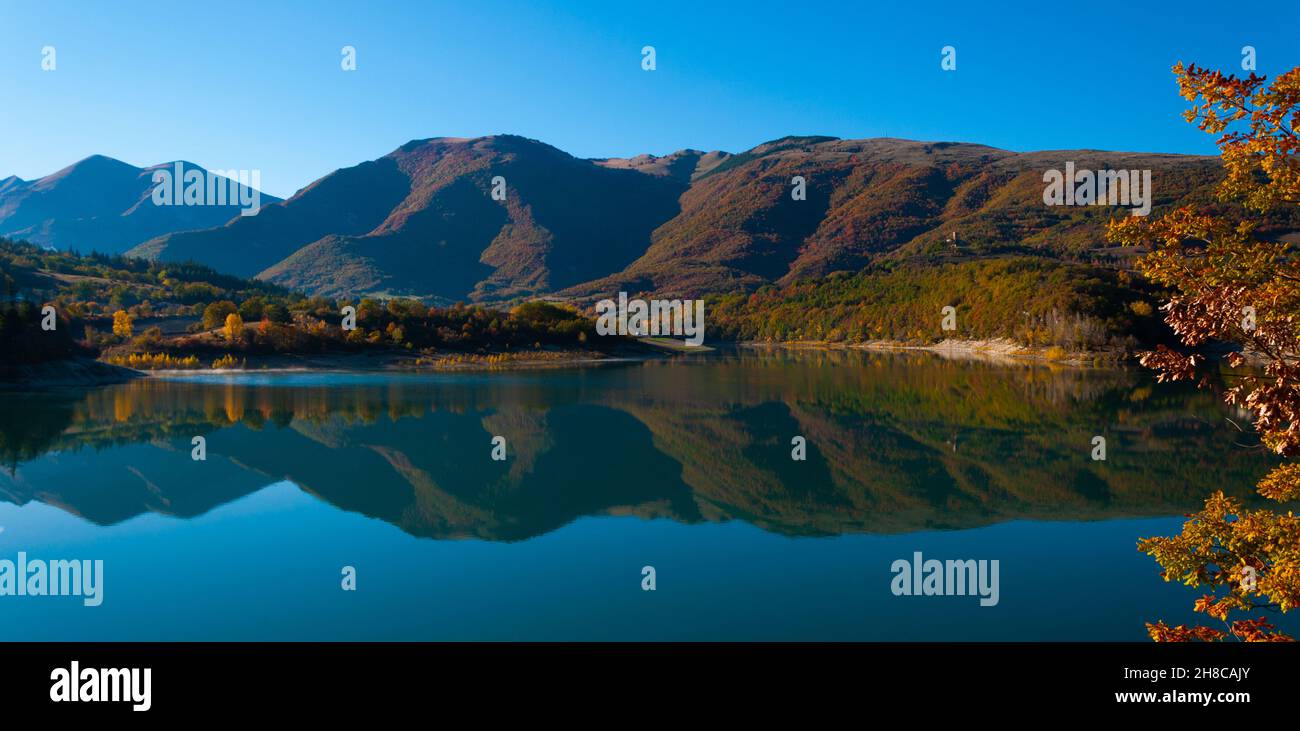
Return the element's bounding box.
[0,358,142,389]
[141,355,659,377]
[737,338,1130,366]
[122,345,671,378]
[1,347,669,387]
[7,337,1267,385]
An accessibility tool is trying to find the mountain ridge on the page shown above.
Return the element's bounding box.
[0,155,280,255]
[15,135,1289,305]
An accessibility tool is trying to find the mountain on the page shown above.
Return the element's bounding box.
[135,136,688,301]
[121,134,1298,303]
[562,138,1240,299]
[0,155,278,254]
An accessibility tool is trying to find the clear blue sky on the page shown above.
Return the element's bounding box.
[1,0,1296,198]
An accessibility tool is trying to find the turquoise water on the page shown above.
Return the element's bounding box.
[0,349,1289,640]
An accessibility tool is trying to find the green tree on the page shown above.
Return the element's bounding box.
[238,296,265,321]
[202,300,238,330]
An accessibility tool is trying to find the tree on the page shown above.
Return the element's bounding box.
[224,312,244,342]
[112,310,133,339]
[357,298,384,323]
[202,300,238,330]
[1106,63,1300,642]
[238,296,265,322]
[263,302,291,324]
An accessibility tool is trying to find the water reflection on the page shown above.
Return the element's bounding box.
[0,349,1275,540]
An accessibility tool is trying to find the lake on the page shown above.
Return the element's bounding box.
[0,347,1288,640]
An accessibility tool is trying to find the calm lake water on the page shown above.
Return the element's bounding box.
[0,348,1290,640]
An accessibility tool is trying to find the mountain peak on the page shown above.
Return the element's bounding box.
[592,148,732,182]
[0,155,279,254]
[392,134,551,154]
[750,135,840,152]
[68,154,137,171]
[142,160,203,172]
[393,136,475,153]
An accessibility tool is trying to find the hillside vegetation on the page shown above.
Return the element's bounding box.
[708,257,1168,351]
[0,238,628,374]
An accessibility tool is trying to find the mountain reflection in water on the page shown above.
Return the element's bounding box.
[0,349,1274,542]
